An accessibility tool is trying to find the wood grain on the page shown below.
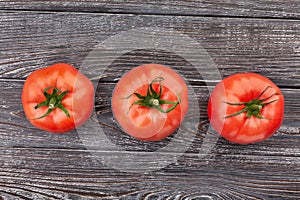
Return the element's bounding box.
[0,11,300,87]
[0,147,300,199]
[0,6,299,200]
[0,77,299,199]
[1,0,300,19]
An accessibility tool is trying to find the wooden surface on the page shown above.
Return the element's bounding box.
[0,1,300,199]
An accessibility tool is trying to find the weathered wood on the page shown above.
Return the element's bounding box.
[0,147,299,199]
[0,70,299,198]
[1,0,300,19]
[0,11,300,88]
[0,79,299,150]
[0,6,299,200]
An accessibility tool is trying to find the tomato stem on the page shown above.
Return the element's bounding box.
[150,99,160,106]
[224,86,280,119]
[32,86,70,120]
[127,77,180,113]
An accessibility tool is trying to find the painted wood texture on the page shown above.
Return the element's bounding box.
[0,2,300,200]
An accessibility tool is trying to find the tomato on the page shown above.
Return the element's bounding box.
[111,64,188,141]
[208,73,284,144]
[22,63,94,133]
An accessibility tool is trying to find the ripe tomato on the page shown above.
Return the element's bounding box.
[208,73,284,144]
[22,63,94,133]
[112,64,188,141]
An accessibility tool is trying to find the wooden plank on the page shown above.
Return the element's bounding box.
[0,79,299,152]
[0,11,300,88]
[1,0,300,19]
[0,10,299,200]
[0,147,299,199]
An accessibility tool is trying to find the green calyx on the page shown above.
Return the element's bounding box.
[224,86,280,119]
[128,77,181,113]
[33,86,70,120]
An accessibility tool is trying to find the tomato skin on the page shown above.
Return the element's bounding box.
[208,73,284,144]
[22,63,94,133]
[111,64,188,141]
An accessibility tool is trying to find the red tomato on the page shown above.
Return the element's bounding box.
[208,73,284,144]
[22,63,94,133]
[112,64,188,141]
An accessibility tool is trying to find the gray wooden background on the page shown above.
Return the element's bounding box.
[0,1,299,199]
